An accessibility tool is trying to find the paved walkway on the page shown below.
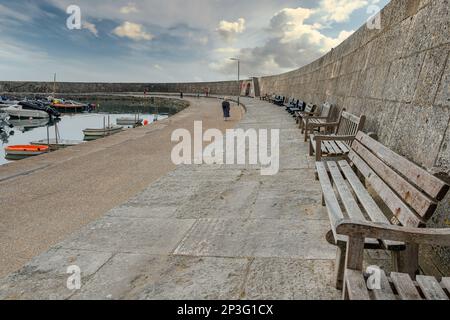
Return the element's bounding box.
[0,98,341,300]
[0,97,243,278]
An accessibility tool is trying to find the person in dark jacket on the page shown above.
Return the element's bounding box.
[222,98,231,121]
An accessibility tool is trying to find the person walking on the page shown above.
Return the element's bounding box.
[222,98,231,121]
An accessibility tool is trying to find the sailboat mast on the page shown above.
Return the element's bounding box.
[53,73,56,97]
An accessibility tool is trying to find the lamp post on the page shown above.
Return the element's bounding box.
[230,58,240,106]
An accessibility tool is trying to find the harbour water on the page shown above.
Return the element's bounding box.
[0,112,167,166]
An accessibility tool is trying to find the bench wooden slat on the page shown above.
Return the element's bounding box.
[323,141,335,155]
[372,270,397,300]
[347,151,423,227]
[329,141,344,155]
[345,269,371,300]
[343,111,361,125]
[336,141,350,154]
[356,132,449,201]
[352,140,438,220]
[327,162,379,246]
[337,160,404,250]
[390,273,422,300]
[316,161,345,242]
[416,275,449,300]
[442,278,450,292]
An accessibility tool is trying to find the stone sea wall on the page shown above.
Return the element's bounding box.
[257,0,450,272]
[0,80,245,96]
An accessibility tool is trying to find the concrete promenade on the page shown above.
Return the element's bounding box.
[0,97,243,278]
[0,98,344,299]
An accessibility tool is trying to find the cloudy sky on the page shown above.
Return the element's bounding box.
[0,0,389,82]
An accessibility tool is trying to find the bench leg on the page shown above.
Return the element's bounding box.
[309,139,314,156]
[334,243,346,290]
[392,244,419,278]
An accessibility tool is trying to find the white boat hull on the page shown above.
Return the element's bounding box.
[5,106,49,119]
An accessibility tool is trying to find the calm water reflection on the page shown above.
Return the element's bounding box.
[0,112,166,165]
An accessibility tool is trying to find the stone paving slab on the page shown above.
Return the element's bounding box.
[59,217,196,254]
[72,254,250,300]
[174,218,336,260]
[0,248,113,300]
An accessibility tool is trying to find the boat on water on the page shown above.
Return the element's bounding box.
[116,117,143,126]
[4,105,50,119]
[83,125,123,141]
[5,145,49,160]
[8,118,50,132]
[31,139,85,151]
[50,98,94,113]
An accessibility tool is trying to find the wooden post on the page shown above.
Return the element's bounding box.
[342,236,365,297]
[334,243,347,290]
[392,243,419,278]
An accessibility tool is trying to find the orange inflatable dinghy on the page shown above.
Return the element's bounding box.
[5,145,49,160]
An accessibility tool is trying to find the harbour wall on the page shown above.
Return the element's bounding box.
[0,80,254,97]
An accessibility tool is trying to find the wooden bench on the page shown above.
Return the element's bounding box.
[295,103,316,125]
[336,221,450,300]
[316,132,450,290]
[300,103,334,142]
[309,111,366,161]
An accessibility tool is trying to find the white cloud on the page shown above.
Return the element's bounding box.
[0,4,32,22]
[120,3,138,14]
[214,47,239,54]
[113,22,154,41]
[217,18,246,42]
[82,22,98,37]
[211,6,355,77]
[320,0,368,23]
[153,64,162,70]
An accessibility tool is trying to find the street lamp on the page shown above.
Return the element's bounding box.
[230,58,240,106]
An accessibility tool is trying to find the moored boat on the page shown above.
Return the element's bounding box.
[50,99,89,113]
[83,125,123,141]
[5,145,49,160]
[4,105,50,119]
[8,118,50,132]
[31,139,85,151]
[116,117,143,126]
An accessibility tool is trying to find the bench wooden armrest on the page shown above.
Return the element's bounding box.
[313,135,356,142]
[299,112,317,117]
[304,116,330,121]
[336,220,450,247]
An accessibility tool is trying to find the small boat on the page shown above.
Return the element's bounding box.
[116,117,143,126]
[51,99,88,113]
[8,118,50,132]
[83,125,123,141]
[19,101,61,118]
[31,139,85,151]
[5,145,49,160]
[4,105,50,119]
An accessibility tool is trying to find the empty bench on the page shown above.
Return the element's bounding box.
[309,111,366,161]
[300,103,334,142]
[295,103,316,125]
[337,221,450,300]
[316,132,450,290]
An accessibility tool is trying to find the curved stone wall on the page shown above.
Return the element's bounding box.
[0,80,243,96]
[258,0,449,176]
